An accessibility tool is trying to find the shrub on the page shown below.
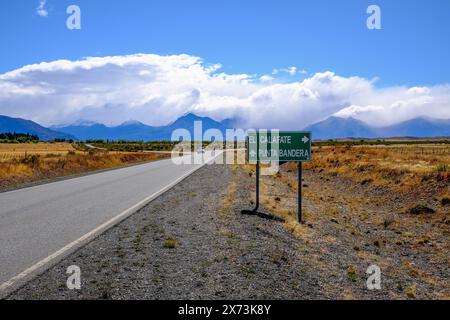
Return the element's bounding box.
[163,238,177,249]
[441,195,450,206]
[409,205,435,215]
[406,284,416,299]
[21,154,40,166]
[347,267,357,282]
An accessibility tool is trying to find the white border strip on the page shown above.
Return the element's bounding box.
[0,152,222,298]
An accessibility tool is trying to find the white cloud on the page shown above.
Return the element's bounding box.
[36,0,48,17]
[259,75,274,82]
[272,66,298,76]
[0,53,449,129]
[286,67,297,75]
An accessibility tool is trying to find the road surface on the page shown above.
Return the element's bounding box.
[0,151,221,295]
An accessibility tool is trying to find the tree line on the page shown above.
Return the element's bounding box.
[0,133,40,143]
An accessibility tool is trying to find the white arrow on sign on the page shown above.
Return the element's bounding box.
[301,136,310,143]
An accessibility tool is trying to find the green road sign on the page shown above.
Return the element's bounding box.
[246,131,312,162]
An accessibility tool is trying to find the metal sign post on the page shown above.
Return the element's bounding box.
[298,161,302,223]
[241,160,260,214]
[242,134,260,215]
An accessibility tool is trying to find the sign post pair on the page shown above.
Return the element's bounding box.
[244,131,312,223]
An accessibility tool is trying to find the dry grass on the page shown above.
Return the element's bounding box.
[222,168,238,213]
[294,144,450,192]
[0,143,170,190]
[0,142,79,161]
[163,238,178,249]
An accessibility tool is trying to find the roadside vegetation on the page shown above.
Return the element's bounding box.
[79,140,200,152]
[301,144,450,193]
[0,142,170,191]
[80,140,245,152]
[314,138,450,147]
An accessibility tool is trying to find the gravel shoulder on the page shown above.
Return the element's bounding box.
[7,162,449,300]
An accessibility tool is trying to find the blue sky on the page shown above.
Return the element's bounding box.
[0,0,449,128]
[1,0,450,86]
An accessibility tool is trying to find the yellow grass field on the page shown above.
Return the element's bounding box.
[300,144,450,192]
[240,143,449,194]
[0,142,79,162]
[0,143,170,190]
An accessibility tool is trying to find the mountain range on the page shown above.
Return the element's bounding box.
[0,113,449,141]
[0,115,75,141]
[305,116,450,139]
[51,113,235,141]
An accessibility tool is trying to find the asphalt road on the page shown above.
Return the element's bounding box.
[0,151,220,293]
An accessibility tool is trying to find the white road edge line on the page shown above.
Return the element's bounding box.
[0,151,223,298]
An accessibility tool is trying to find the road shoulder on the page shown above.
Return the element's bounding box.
[8,164,324,300]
